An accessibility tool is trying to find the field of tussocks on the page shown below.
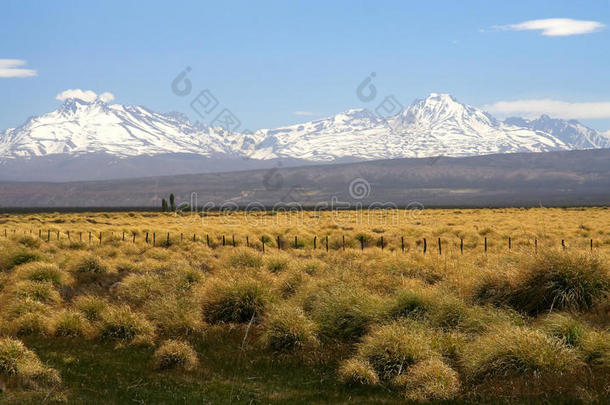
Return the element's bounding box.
[0,207,609,404]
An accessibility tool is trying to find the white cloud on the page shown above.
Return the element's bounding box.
[293,110,315,116]
[99,92,115,102]
[484,98,610,119]
[55,89,115,103]
[0,59,37,78]
[494,18,605,36]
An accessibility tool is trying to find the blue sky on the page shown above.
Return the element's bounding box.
[2,0,609,131]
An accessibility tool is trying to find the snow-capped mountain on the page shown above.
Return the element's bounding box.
[250,93,574,160]
[505,115,610,149]
[1,93,609,165]
[0,98,243,158]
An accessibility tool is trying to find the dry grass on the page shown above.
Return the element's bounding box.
[0,207,608,402]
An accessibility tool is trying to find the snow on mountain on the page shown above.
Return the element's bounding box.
[250,93,569,160]
[1,93,608,164]
[0,97,241,159]
[504,115,610,149]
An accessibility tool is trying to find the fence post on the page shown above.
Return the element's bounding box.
[153,232,155,247]
[484,237,487,253]
[314,236,317,249]
[67,231,70,240]
[133,233,136,243]
[591,239,593,252]
[222,235,226,246]
[181,233,183,242]
[342,235,345,251]
[277,235,281,250]
[423,238,427,254]
[262,237,265,253]
[380,236,384,251]
[295,236,298,249]
[48,230,51,242]
[438,238,442,255]
[325,236,329,252]
[57,231,60,240]
[508,237,511,251]
[39,229,41,239]
[146,232,149,244]
[166,232,170,246]
[460,238,464,254]
[123,231,125,241]
[562,240,566,250]
[79,232,82,242]
[401,237,405,252]
[193,233,196,242]
[246,236,249,247]
[206,234,210,247]
[232,235,236,247]
[89,232,92,244]
[360,236,364,250]
[535,238,538,254]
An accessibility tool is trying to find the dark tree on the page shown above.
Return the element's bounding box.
[161,198,168,212]
[169,193,176,211]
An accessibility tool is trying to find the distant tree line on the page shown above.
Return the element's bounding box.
[161,193,190,213]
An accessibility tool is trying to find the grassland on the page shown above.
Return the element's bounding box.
[0,207,608,404]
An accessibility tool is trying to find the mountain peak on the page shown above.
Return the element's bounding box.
[426,92,455,101]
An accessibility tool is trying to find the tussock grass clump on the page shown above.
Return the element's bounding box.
[228,249,263,268]
[72,254,110,282]
[145,296,202,336]
[52,309,90,337]
[540,313,586,346]
[16,235,41,249]
[355,321,435,381]
[338,358,380,386]
[265,256,290,273]
[0,247,41,272]
[201,278,271,324]
[98,306,155,344]
[74,295,108,321]
[306,286,384,341]
[506,252,610,315]
[115,273,165,306]
[580,330,610,367]
[8,312,53,337]
[10,280,62,305]
[260,304,318,352]
[389,287,492,332]
[152,339,198,371]
[392,358,461,402]
[12,262,71,287]
[463,326,581,382]
[0,338,61,390]
[388,289,433,321]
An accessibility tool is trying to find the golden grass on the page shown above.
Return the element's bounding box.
[0,207,608,402]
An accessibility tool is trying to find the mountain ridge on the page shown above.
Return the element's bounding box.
[1,93,609,181]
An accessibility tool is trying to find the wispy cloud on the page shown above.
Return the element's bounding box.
[494,18,605,36]
[56,89,115,103]
[484,98,610,119]
[293,110,315,116]
[0,59,37,78]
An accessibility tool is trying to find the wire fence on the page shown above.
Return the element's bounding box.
[1,228,602,254]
